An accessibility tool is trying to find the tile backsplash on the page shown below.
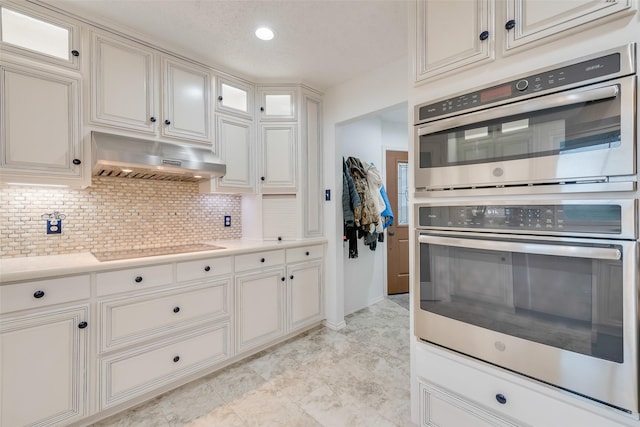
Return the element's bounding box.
[0,177,242,258]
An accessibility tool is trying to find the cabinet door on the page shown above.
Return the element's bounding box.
[235,268,285,353]
[91,31,157,134]
[0,306,88,427]
[415,0,494,82]
[505,0,635,51]
[162,57,212,144]
[216,76,254,119]
[0,64,83,180]
[215,114,255,191]
[302,92,323,237]
[259,124,297,193]
[287,261,323,331]
[258,88,297,121]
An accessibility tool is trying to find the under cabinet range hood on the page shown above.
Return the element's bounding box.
[91,132,225,182]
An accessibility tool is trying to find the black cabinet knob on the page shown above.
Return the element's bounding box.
[164,119,171,125]
[204,265,211,272]
[479,31,489,41]
[33,290,45,299]
[218,95,223,101]
[173,356,180,363]
[305,251,310,256]
[71,50,80,57]
[289,275,294,280]
[72,158,81,165]
[134,276,143,283]
[261,176,265,181]
[260,258,265,263]
[150,117,157,123]
[505,20,516,30]
[78,321,88,329]
[388,231,395,236]
[495,394,507,404]
[281,277,286,282]
[260,106,265,112]
[277,237,282,241]
[173,306,180,313]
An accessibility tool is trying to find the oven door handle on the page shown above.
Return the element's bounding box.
[417,84,620,136]
[418,235,622,260]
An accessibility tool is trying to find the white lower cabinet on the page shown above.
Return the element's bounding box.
[286,246,323,331]
[415,343,637,427]
[99,322,230,409]
[0,305,89,427]
[235,267,286,353]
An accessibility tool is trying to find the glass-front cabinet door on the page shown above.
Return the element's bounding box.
[258,87,297,121]
[216,76,254,120]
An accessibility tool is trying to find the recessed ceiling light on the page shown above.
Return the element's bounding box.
[255,27,274,41]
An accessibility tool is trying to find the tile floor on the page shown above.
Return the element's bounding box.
[92,297,414,427]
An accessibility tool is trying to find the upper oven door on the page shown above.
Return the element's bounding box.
[415,76,636,191]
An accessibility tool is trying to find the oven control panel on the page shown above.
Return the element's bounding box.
[416,52,622,123]
[418,204,622,235]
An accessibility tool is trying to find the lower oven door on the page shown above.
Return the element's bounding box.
[415,232,638,413]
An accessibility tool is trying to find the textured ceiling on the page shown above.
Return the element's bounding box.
[42,0,410,91]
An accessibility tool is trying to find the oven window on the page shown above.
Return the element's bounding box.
[419,93,621,168]
[419,242,624,363]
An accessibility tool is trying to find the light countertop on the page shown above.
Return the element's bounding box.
[0,238,327,284]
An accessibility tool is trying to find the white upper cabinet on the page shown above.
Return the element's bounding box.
[161,57,211,144]
[258,87,297,121]
[91,31,156,134]
[415,0,494,83]
[259,124,297,193]
[0,4,81,69]
[215,75,254,119]
[90,31,213,146]
[504,0,636,51]
[0,63,84,184]
[414,0,636,83]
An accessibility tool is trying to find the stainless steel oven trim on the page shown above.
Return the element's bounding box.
[414,233,639,412]
[418,234,621,260]
[417,84,619,137]
[415,199,637,240]
[414,43,635,126]
[415,75,637,191]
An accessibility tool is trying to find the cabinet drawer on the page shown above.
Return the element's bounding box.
[0,275,90,314]
[234,249,285,272]
[100,280,230,351]
[100,322,230,409]
[416,344,626,427]
[96,264,173,296]
[176,256,233,282]
[286,244,323,263]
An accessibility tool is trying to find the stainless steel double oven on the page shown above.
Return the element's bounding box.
[413,44,639,414]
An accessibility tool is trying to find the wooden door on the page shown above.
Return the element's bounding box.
[386,150,410,294]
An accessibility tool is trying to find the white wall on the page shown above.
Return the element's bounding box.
[340,114,408,315]
[322,57,409,328]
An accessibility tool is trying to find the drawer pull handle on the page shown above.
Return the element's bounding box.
[78,321,88,329]
[305,251,310,256]
[173,356,180,363]
[495,394,507,405]
[33,290,45,299]
[134,276,143,283]
[204,265,211,272]
[173,306,180,313]
[260,258,265,263]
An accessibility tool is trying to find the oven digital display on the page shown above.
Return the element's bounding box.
[480,84,512,103]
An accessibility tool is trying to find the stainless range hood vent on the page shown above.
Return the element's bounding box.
[91,132,225,182]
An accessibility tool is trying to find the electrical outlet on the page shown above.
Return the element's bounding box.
[47,219,62,234]
[224,215,231,227]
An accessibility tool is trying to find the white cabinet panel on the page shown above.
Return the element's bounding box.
[162,58,211,144]
[216,76,254,119]
[235,268,285,353]
[1,64,83,180]
[287,260,323,331]
[258,88,297,121]
[415,0,494,82]
[91,31,156,133]
[259,124,297,193]
[96,263,173,296]
[262,195,298,241]
[235,249,285,272]
[216,115,254,191]
[302,93,323,237]
[176,255,233,282]
[0,274,90,314]
[1,306,88,427]
[505,0,635,51]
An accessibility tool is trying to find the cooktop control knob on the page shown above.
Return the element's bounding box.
[515,79,529,91]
